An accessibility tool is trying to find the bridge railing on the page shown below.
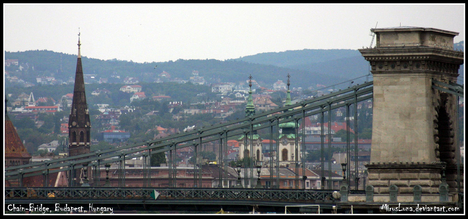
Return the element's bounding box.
[5,187,338,203]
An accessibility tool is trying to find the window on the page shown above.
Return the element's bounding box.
[244,149,250,158]
[282,149,288,161]
[80,131,85,142]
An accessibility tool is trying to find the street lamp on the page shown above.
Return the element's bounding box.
[235,164,242,188]
[105,163,110,187]
[341,163,347,181]
[341,163,347,189]
[256,161,263,188]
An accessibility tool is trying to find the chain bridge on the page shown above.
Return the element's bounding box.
[4,26,464,214]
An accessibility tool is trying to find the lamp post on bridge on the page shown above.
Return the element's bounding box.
[235,164,243,188]
[256,161,263,188]
[341,163,347,183]
[104,163,110,187]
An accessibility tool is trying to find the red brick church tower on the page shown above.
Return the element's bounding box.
[68,32,91,157]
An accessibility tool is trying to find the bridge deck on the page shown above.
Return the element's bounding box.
[5,187,343,213]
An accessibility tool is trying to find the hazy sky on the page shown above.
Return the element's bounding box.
[4,3,465,63]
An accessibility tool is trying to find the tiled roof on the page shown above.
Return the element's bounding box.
[5,116,31,159]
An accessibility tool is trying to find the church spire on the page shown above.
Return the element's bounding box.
[245,74,255,117]
[68,30,91,158]
[279,73,296,135]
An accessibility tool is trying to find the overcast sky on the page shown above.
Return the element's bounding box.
[4,3,465,63]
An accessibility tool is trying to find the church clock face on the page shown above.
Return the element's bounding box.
[72,121,77,126]
[282,138,288,145]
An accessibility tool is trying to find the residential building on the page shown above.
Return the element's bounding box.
[253,95,278,111]
[273,80,287,90]
[120,85,142,93]
[24,105,59,113]
[130,92,146,102]
[123,76,139,84]
[189,70,206,85]
[101,126,130,143]
[38,140,60,153]
[211,83,234,94]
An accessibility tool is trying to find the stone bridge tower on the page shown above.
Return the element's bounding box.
[359,27,463,202]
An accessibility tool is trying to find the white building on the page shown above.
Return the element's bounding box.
[120,85,142,93]
[130,92,146,102]
[273,80,287,90]
[37,140,60,153]
[211,83,234,94]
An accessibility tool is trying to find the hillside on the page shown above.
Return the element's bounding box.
[235,49,360,68]
[234,49,369,81]
[5,41,464,90]
[5,50,348,89]
[235,41,465,84]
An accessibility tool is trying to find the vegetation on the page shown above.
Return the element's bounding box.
[6,43,463,158]
[150,152,167,167]
[5,49,356,90]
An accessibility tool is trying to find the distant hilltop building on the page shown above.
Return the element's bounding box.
[130,92,146,102]
[120,85,142,93]
[5,59,19,67]
[100,126,130,143]
[211,83,234,94]
[123,76,139,84]
[159,71,171,79]
[189,70,206,85]
[273,80,287,90]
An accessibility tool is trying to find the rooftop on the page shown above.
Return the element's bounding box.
[371,26,459,36]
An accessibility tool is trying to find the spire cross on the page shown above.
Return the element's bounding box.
[287,73,290,90]
[249,74,252,89]
[77,28,81,58]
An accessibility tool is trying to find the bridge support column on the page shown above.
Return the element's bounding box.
[359,27,463,204]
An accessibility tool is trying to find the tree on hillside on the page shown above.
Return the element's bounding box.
[150,152,167,167]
